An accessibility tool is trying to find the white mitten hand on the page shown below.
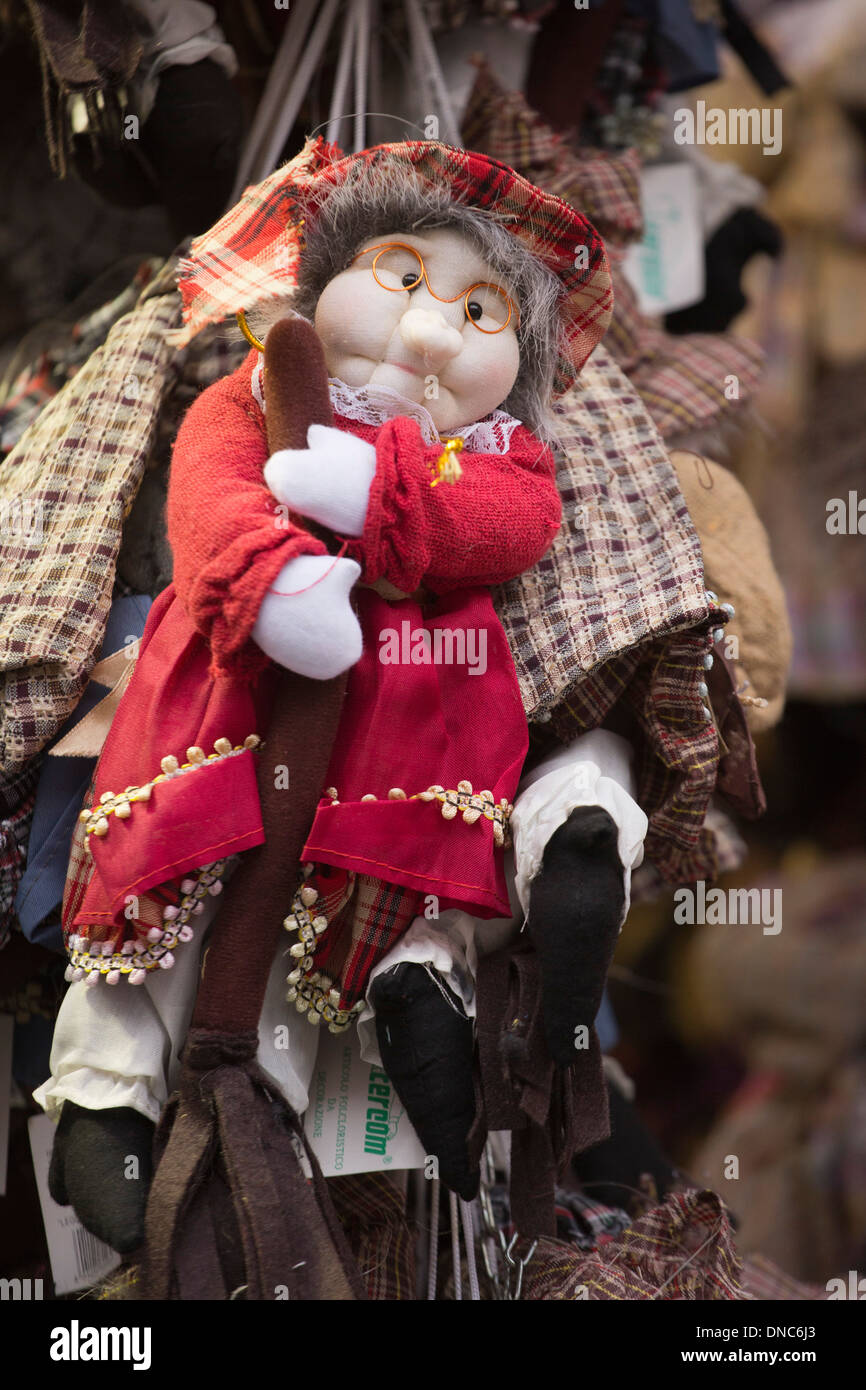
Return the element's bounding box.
[264,425,377,537]
[252,554,362,680]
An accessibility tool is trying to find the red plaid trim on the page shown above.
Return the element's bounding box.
[173,136,613,396]
[309,871,422,1009]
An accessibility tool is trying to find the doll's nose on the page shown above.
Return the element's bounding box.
[399,307,463,365]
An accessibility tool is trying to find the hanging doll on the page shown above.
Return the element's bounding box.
[38,138,650,1252]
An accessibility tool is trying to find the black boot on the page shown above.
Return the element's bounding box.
[49,1102,155,1254]
[369,963,479,1201]
[527,804,625,1066]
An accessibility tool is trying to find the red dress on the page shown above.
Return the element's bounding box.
[66,351,561,1004]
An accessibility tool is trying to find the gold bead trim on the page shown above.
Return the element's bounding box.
[65,858,229,986]
[416,781,512,846]
[282,880,365,1033]
[327,779,512,847]
[80,735,261,849]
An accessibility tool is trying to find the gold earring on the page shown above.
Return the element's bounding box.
[237,310,265,352]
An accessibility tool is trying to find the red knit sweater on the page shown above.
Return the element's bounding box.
[167,351,562,675]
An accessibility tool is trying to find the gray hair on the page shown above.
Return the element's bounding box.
[247,161,565,439]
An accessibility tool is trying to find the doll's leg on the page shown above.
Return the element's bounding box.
[34,907,213,1253]
[361,911,496,1201]
[36,864,321,1253]
[511,729,648,1066]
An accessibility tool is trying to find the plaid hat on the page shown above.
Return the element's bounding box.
[172,136,614,396]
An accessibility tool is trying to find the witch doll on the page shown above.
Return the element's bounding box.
[38,139,648,1268]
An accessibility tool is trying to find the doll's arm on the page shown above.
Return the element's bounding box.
[352,417,562,594]
[167,357,329,676]
[266,416,561,595]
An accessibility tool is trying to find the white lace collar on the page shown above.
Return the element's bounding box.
[250,359,522,455]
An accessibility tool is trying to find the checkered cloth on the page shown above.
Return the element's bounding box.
[172,135,613,397]
[0,266,181,777]
[0,263,250,781]
[0,259,161,457]
[0,757,40,948]
[522,1189,766,1300]
[328,1172,417,1301]
[740,1254,827,1302]
[496,343,724,885]
[521,1188,825,1300]
[302,868,423,1009]
[461,58,764,441]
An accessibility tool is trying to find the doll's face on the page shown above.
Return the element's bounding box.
[313,226,521,432]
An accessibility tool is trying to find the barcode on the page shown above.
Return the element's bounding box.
[73,1223,116,1281]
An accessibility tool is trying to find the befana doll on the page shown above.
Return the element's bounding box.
[37,138,647,1252]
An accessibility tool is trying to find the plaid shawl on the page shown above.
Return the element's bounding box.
[171,136,613,397]
[0,264,248,781]
[495,342,731,884]
[462,58,764,441]
[0,267,180,778]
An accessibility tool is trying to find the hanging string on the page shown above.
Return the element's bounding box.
[449,1189,462,1300]
[267,542,350,596]
[427,1177,440,1301]
[460,1199,481,1301]
[680,449,715,491]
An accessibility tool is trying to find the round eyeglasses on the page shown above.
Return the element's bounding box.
[351,241,517,333]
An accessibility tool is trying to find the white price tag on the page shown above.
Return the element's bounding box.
[622,163,705,316]
[304,1028,426,1177]
[27,1112,121,1295]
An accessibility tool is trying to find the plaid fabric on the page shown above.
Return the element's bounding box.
[461,58,764,441]
[0,271,182,777]
[554,1187,633,1251]
[0,264,251,781]
[309,871,422,1009]
[172,136,613,397]
[462,57,645,246]
[523,1189,826,1300]
[740,1254,827,1302]
[328,1172,417,1301]
[496,343,724,884]
[0,259,161,456]
[0,757,40,948]
[523,1189,751,1300]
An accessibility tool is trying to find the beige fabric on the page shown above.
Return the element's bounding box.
[49,643,139,758]
[0,275,181,773]
[671,450,792,732]
[496,344,710,719]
